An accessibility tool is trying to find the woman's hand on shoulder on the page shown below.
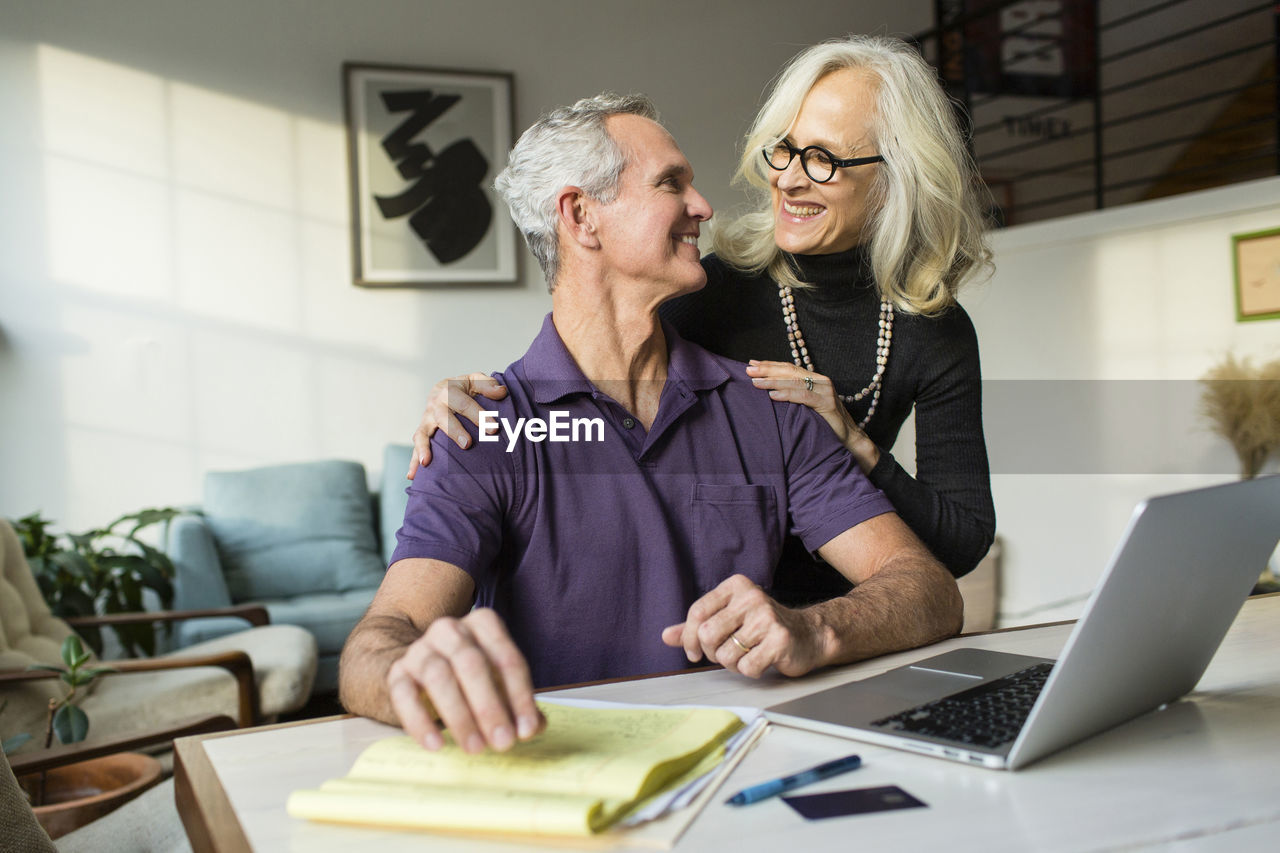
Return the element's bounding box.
[746,360,880,473]
[408,373,508,479]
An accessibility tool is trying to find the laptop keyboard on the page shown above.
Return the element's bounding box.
[871,662,1055,749]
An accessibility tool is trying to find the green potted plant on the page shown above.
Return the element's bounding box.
[10,509,184,657]
[28,636,118,751]
[15,636,163,838]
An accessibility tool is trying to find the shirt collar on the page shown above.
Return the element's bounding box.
[664,318,731,394]
[525,313,730,405]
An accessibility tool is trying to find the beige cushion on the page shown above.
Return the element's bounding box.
[82,625,317,737]
[157,625,316,718]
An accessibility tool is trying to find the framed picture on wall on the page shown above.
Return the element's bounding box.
[1233,227,1280,322]
[343,63,517,287]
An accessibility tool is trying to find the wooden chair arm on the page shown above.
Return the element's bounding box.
[64,604,270,630]
[6,713,237,776]
[0,669,70,685]
[1,651,259,728]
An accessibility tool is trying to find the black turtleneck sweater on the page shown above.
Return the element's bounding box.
[661,248,995,604]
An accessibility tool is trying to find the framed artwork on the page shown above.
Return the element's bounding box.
[343,63,517,287]
[1233,227,1280,322]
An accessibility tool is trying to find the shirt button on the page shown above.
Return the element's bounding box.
[622,417,636,429]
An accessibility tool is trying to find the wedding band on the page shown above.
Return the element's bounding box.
[803,375,815,392]
[730,634,753,653]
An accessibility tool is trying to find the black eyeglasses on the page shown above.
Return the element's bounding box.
[762,139,884,183]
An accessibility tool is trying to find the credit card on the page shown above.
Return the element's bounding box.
[783,785,927,820]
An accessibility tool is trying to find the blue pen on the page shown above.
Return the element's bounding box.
[725,753,863,806]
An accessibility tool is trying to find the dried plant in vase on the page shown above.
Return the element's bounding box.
[1199,354,1280,480]
[1200,353,1280,594]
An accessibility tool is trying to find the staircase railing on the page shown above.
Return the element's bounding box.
[912,0,1278,226]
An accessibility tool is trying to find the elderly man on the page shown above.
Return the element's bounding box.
[339,93,962,755]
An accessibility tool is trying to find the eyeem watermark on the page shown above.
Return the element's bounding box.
[477,410,605,452]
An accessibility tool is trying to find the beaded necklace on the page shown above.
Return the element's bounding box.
[778,283,893,429]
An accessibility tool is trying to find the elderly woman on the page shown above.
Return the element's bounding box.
[663,34,995,604]
[411,35,995,605]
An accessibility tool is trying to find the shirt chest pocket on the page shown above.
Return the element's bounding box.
[690,483,781,593]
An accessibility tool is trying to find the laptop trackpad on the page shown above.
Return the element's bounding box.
[853,649,1052,717]
[858,665,982,711]
[770,649,1050,726]
[770,665,982,725]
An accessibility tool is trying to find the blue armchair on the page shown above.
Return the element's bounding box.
[167,446,413,693]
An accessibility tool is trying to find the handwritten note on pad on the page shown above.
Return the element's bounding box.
[286,701,744,837]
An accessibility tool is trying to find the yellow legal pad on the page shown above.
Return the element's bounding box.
[286,702,744,837]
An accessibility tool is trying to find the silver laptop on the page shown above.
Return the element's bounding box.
[767,476,1280,770]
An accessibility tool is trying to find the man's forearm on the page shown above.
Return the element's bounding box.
[337,614,425,725]
[806,556,964,667]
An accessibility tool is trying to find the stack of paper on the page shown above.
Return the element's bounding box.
[287,699,762,839]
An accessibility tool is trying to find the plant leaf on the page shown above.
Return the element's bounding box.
[81,666,117,677]
[126,507,181,534]
[25,664,66,674]
[133,559,175,602]
[77,625,104,657]
[134,542,177,583]
[101,554,148,577]
[149,576,175,607]
[2,732,33,754]
[60,635,85,668]
[33,573,56,605]
[117,622,155,658]
[68,662,113,686]
[58,587,97,619]
[50,550,93,580]
[135,626,156,658]
[120,574,143,612]
[52,704,89,744]
[67,531,99,551]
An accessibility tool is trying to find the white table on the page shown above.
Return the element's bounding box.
[175,594,1280,852]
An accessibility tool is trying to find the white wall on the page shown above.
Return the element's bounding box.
[956,176,1280,624]
[0,0,929,530]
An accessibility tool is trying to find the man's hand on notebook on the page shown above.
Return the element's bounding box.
[662,574,824,678]
[387,608,546,754]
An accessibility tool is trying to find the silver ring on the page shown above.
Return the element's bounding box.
[803,375,815,392]
[730,634,753,653]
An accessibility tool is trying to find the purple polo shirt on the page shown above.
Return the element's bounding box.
[392,314,894,687]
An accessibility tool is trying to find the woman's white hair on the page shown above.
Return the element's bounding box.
[714,34,993,315]
[494,92,660,290]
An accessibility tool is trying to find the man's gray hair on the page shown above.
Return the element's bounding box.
[494,92,660,290]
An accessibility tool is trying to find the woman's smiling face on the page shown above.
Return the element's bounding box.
[770,68,882,256]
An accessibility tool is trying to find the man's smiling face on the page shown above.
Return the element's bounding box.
[590,113,713,302]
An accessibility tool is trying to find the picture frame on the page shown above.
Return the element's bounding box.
[1232,227,1280,322]
[343,63,517,287]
